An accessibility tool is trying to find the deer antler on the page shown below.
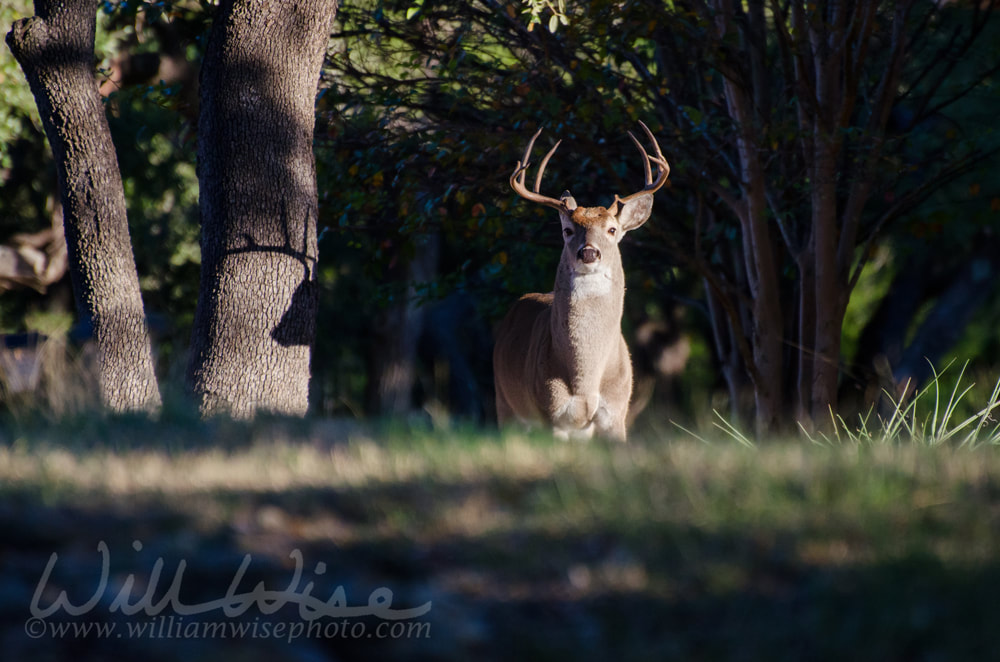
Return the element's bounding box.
[510,128,573,210]
[616,121,670,206]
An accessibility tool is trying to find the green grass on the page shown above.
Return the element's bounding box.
[797,360,1000,448]
[3,415,1000,661]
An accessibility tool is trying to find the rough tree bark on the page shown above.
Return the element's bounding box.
[186,0,339,417]
[6,0,161,412]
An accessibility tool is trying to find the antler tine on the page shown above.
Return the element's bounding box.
[618,121,670,204]
[519,127,544,173]
[638,120,669,172]
[627,131,653,186]
[509,128,542,195]
[534,139,562,194]
[510,127,570,210]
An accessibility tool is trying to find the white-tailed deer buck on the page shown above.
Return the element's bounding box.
[493,122,669,441]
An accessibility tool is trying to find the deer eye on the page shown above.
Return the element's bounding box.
[608,227,617,236]
[563,228,574,237]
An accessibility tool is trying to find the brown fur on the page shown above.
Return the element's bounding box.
[493,197,654,441]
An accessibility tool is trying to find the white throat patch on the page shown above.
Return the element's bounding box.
[570,270,613,301]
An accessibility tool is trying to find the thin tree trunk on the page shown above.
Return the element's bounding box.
[186,0,338,418]
[796,251,815,425]
[367,235,439,417]
[711,0,784,435]
[7,0,161,412]
[810,137,843,423]
[705,278,750,426]
[727,113,784,436]
[744,193,785,437]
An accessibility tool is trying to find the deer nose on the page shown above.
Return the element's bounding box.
[577,245,601,264]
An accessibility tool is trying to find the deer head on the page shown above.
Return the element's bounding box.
[510,122,668,292]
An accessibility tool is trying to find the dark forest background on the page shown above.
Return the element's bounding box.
[2,0,999,433]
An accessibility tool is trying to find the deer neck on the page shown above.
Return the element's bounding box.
[550,259,625,384]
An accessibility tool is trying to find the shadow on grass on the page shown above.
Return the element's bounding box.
[2,431,1000,661]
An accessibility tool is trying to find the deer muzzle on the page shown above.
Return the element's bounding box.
[577,245,601,264]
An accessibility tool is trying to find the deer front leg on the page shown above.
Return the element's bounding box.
[591,342,631,442]
[544,377,599,438]
[592,397,627,442]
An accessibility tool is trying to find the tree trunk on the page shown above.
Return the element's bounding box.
[705,278,752,426]
[711,0,785,436]
[186,0,338,418]
[6,0,161,413]
[810,137,844,424]
[731,136,784,437]
[366,235,439,417]
[795,251,815,425]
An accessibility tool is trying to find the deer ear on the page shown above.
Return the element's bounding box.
[615,194,653,232]
[557,191,578,224]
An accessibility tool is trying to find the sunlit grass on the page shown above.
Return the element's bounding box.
[794,360,1000,448]
[4,414,1000,659]
[4,359,1000,661]
[2,419,999,555]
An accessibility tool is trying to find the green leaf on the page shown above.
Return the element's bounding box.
[682,105,703,125]
[405,0,424,20]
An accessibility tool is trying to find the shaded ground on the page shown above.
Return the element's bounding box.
[2,418,1000,660]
